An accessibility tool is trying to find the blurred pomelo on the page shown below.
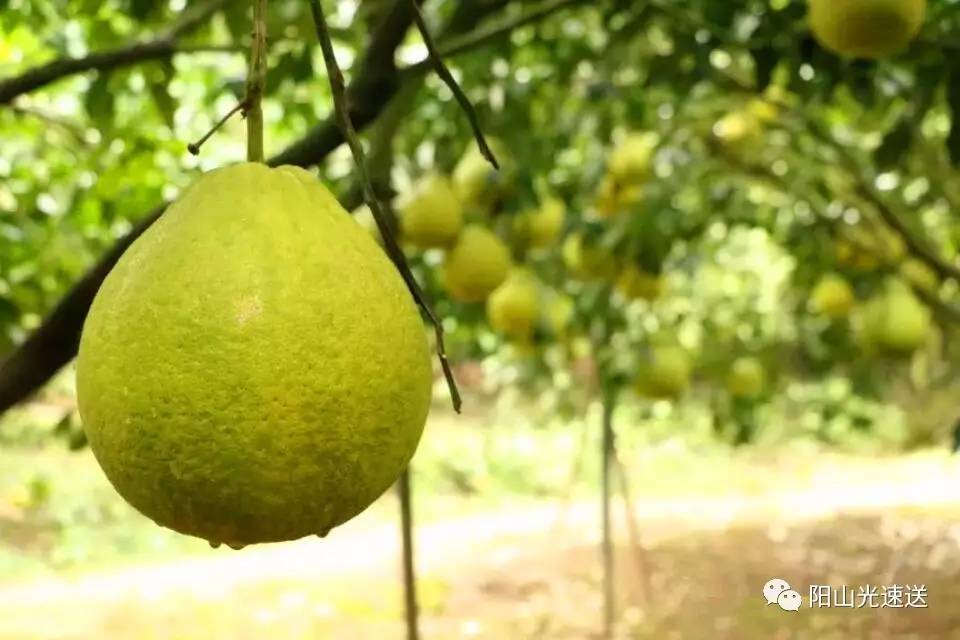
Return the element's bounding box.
[487,268,540,340]
[809,0,926,59]
[516,196,566,249]
[607,131,658,186]
[77,163,433,547]
[594,173,643,218]
[399,173,463,249]
[899,258,939,294]
[452,138,515,211]
[442,225,511,302]
[635,345,692,399]
[810,273,855,318]
[616,264,664,302]
[562,232,618,280]
[855,279,930,354]
[544,293,575,338]
[726,357,766,399]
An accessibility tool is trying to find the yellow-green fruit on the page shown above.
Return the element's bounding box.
[487,269,540,340]
[746,98,779,124]
[452,138,515,210]
[714,110,762,150]
[809,0,926,59]
[857,281,931,354]
[562,232,618,281]
[399,173,463,249]
[899,258,939,294]
[810,273,855,318]
[442,225,512,302]
[76,163,433,547]
[636,346,692,399]
[517,196,566,249]
[545,294,575,338]
[607,131,658,186]
[726,357,765,398]
[835,224,906,271]
[616,264,664,301]
[594,173,643,219]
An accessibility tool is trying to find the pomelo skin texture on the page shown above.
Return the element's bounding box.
[76,163,433,547]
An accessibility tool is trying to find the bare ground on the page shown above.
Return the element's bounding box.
[3,455,960,639]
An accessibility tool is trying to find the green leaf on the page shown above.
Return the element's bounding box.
[874,117,912,171]
[947,65,960,164]
[147,61,177,129]
[84,72,115,131]
[750,46,778,91]
[129,0,160,21]
[223,3,250,40]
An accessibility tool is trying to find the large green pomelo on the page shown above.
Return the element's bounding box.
[77,163,433,547]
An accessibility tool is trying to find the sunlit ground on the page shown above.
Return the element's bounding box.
[3,405,960,639]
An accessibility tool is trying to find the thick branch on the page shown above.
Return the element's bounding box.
[797,117,960,283]
[0,0,231,105]
[718,147,960,324]
[714,69,960,286]
[0,206,165,413]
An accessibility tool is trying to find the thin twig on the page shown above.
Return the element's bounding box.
[246,0,268,163]
[409,0,498,169]
[187,100,248,155]
[600,389,616,639]
[407,0,587,70]
[308,0,462,413]
[397,469,420,640]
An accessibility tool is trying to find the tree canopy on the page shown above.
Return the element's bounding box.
[3,0,960,438]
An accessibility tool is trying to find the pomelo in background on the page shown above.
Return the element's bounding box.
[809,0,926,59]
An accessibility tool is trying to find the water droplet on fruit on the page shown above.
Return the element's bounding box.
[209,540,221,549]
[316,528,331,538]
[227,542,246,550]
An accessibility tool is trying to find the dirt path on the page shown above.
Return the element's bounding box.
[3,457,960,639]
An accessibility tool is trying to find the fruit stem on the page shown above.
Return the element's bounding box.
[245,0,267,163]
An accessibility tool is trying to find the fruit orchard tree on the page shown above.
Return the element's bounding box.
[3,1,960,456]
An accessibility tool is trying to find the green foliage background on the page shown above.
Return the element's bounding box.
[3,0,960,448]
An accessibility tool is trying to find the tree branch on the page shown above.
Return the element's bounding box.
[716,145,960,324]
[713,68,960,286]
[0,0,232,105]
[245,0,268,163]
[410,0,498,169]
[276,0,588,166]
[783,112,960,284]
[403,0,586,76]
[309,0,461,412]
